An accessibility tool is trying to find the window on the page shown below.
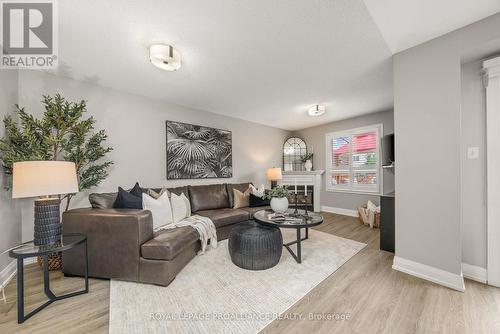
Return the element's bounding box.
[325,124,382,193]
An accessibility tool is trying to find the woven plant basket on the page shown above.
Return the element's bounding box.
[37,252,62,271]
[358,204,380,228]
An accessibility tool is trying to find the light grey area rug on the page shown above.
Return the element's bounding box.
[109,228,366,334]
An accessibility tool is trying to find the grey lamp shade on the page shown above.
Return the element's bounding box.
[12,161,79,198]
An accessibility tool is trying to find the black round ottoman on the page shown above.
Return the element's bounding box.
[228,221,283,270]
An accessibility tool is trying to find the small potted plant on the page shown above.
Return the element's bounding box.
[263,185,290,213]
[301,153,314,171]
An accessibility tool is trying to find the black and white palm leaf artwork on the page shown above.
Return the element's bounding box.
[166,121,233,179]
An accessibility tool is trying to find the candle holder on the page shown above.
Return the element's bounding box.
[303,191,309,217]
[291,192,300,217]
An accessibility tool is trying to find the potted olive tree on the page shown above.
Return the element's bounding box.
[263,185,290,213]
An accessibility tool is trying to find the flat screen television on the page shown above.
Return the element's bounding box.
[382,133,395,165]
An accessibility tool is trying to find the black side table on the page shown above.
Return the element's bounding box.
[9,233,88,324]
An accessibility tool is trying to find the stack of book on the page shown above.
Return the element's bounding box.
[267,213,304,222]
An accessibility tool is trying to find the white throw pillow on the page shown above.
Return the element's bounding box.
[142,192,173,230]
[171,193,191,223]
[182,193,192,217]
[250,184,265,198]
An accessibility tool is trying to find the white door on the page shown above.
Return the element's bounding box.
[485,56,500,287]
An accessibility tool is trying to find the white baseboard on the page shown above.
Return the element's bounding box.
[0,260,17,291]
[392,256,465,292]
[0,257,38,290]
[462,263,487,284]
[321,205,359,217]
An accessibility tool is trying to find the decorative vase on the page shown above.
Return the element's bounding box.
[270,197,289,213]
[304,159,313,172]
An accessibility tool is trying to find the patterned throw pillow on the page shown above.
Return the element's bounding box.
[250,184,265,198]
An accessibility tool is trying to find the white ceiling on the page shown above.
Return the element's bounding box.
[53,1,500,131]
[363,0,500,54]
[54,0,393,131]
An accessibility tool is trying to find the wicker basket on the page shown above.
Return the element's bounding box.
[358,204,380,228]
[37,252,62,271]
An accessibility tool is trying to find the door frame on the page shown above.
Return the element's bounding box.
[484,56,500,287]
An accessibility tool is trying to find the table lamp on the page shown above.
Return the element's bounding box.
[267,167,282,188]
[12,161,79,246]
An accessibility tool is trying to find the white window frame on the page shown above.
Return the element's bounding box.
[325,124,383,195]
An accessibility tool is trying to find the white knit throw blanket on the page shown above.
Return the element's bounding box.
[159,215,218,254]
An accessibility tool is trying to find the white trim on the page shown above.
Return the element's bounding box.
[325,188,382,196]
[0,257,38,293]
[462,263,487,284]
[0,260,17,302]
[325,124,383,194]
[392,256,465,292]
[0,260,17,289]
[484,56,500,287]
[321,205,359,217]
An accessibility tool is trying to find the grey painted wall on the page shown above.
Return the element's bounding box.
[461,60,487,269]
[16,71,290,241]
[293,110,394,211]
[0,70,21,273]
[394,13,500,275]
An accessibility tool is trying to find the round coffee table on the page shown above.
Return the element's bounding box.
[253,209,323,263]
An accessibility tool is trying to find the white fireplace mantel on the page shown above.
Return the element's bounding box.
[278,170,324,212]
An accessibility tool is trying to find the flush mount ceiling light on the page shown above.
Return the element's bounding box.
[308,104,326,116]
[149,44,181,71]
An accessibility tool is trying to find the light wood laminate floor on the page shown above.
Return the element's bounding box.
[1,213,499,333]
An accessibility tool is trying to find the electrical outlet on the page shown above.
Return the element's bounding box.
[467,147,479,160]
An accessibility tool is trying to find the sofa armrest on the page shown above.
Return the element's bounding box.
[62,208,153,281]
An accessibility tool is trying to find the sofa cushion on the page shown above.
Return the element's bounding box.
[189,184,229,212]
[227,183,251,208]
[196,208,250,228]
[239,206,272,219]
[89,192,117,209]
[141,226,199,261]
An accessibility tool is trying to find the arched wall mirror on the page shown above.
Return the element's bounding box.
[283,137,307,171]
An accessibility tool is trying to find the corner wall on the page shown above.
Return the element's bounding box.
[393,12,500,288]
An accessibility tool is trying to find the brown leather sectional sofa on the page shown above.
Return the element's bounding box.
[62,182,270,286]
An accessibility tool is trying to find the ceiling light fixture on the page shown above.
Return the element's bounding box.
[308,104,326,116]
[149,44,181,71]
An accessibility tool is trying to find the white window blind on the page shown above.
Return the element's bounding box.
[325,124,382,193]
